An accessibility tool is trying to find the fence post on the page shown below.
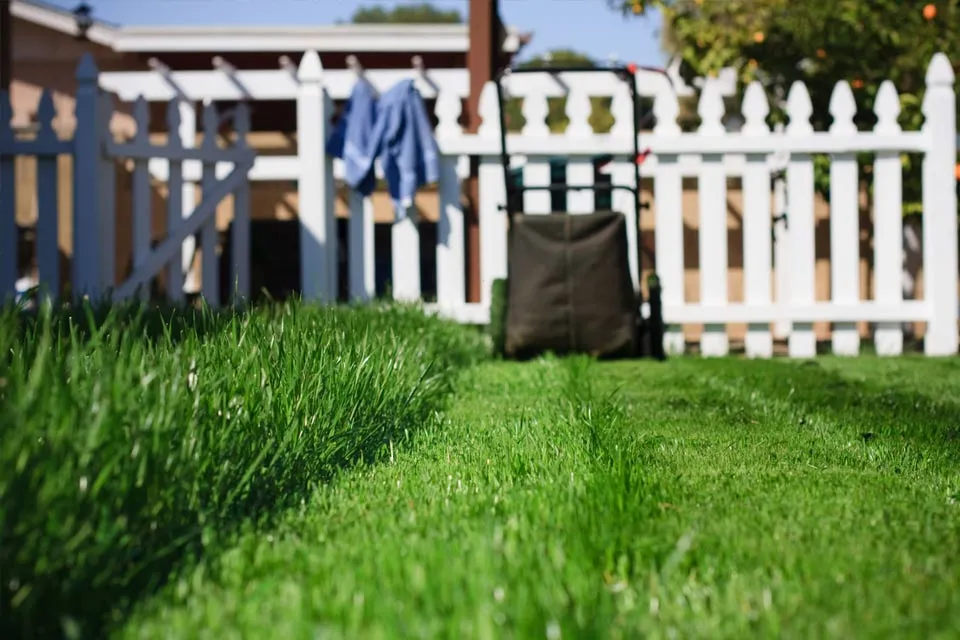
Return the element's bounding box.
[297,50,336,303]
[921,53,958,356]
[72,53,104,300]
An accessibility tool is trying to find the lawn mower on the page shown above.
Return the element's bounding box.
[489,62,667,361]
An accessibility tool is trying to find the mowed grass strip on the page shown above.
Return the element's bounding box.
[0,302,487,639]
[120,355,960,639]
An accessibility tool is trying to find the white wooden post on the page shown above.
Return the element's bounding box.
[199,100,220,307]
[34,91,59,302]
[98,93,116,290]
[921,53,959,356]
[521,88,552,216]
[73,54,105,300]
[297,50,336,303]
[477,81,507,310]
[391,208,421,302]
[652,88,685,355]
[609,82,639,289]
[696,79,729,357]
[347,190,375,301]
[165,100,185,302]
[0,91,14,300]
[827,81,861,355]
[564,88,594,214]
[132,98,152,300]
[230,103,252,301]
[785,81,817,358]
[435,90,465,312]
[872,81,905,356]
[178,99,199,295]
[741,82,774,358]
[771,122,790,340]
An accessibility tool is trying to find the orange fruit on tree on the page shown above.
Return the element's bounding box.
[924,4,937,20]
[753,31,765,43]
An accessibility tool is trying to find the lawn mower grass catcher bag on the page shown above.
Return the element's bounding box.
[503,210,639,359]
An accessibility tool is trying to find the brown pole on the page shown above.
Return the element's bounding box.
[464,0,500,303]
[0,0,11,93]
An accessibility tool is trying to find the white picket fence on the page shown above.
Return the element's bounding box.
[1,51,958,359]
[0,54,255,306]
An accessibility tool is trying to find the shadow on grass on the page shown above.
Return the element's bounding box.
[694,358,960,459]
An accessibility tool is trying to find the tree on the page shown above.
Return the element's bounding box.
[504,49,616,133]
[612,0,960,214]
[349,3,462,24]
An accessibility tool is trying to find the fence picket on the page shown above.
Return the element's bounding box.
[609,83,639,290]
[741,82,773,358]
[828,81,861,355]
[563,88,594,214]
[0,90,16,301]
[697,80,730,356]
[921,54,959,356]
[165,99,185,302]
[132,97,152,300]
[478,81,507,310]
[652,88,685,355]
[34,91,59,302]
[872,81,904,356]
[200,101,221,307]
[391,211,421,303]
[785,81,817,358]
[434,89,465,311]
[348,191,375,302]
[230,102,252,302]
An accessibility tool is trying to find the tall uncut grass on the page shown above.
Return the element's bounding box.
[0,301,487,638]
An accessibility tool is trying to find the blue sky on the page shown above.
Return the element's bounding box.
[42,0,666,65]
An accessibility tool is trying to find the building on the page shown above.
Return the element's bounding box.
[8,0,529,299]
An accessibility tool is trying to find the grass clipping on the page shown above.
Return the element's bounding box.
[0,301,487,638]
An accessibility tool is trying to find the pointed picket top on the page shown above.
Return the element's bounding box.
[201,100,220,149]
[75,53,99,84]
[565,88,593,136]
[786,80,813,134]
[521,92,549,136]
[653,89,680,135]
[828,81,857,134]
[873,80,901,134]
[609,82,633,136]
[435,89,462,137]
[697,79,725,134]
[233,102,251,149]
[477,81,501,138]
[923,53,955,117]
[36,90,58,142]
[133,96,150,142]
[925,52,954,86]
[298,49,324,83]
[740,82,770,135]
[165,100,183,149]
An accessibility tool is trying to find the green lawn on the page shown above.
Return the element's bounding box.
[3,305,960,638]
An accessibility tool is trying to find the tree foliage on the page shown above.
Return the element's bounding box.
[350,3,462,24]
[613,0,960,214]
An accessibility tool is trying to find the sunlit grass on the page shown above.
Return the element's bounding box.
[0,300,487,638]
